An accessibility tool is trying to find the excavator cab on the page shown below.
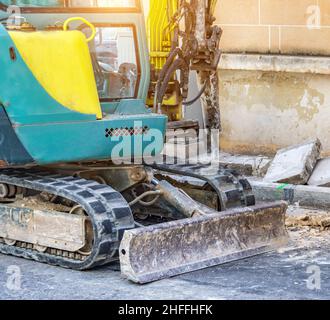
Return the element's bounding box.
[0,1,288,284]
[0,1,167,165]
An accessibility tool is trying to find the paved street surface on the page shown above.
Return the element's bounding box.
[1,207,330,300]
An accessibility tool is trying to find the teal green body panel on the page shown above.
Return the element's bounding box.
[0,21,167,166]
[114,99,152,115]
[15,114,167,164]
[101,102,120,115]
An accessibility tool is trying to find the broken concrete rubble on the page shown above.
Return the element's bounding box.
[308,157,330,187]
[162,144,272,177]
[217,153,271,177]
[264,139,321,184]
[286,214,330,230]
[162,137,203,159]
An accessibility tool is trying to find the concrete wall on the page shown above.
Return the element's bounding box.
[219,56,330,156]
[218,56,330,156]
[215,1,330,156]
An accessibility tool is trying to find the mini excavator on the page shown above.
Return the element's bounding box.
[0,0,288,283]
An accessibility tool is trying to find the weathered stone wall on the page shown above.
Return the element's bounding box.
[215,1,330,156]
[216,0,329,55]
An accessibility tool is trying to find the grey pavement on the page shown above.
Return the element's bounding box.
[0,231,329,300]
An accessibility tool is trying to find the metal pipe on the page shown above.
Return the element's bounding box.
[129,190,163,207]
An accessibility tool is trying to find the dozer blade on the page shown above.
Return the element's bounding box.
[120,201,288,284]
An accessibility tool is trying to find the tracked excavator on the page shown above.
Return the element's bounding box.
[0,0,288,284]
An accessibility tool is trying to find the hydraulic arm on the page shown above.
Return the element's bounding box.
[147,0,222,130]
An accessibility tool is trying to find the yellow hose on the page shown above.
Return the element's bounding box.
[63,17,96,43]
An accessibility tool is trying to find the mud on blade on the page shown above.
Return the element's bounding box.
[120,201,288,284]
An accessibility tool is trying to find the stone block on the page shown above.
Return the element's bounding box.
[308,158,330,187]
[264,139,321,184]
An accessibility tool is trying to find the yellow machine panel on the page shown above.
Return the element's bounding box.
[146,0,183,121]
[9,30,102,119]
[147,0,177,71]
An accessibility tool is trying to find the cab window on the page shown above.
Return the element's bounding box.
[84,26,138,100]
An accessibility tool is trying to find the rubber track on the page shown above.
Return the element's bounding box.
[150,160,256,210]
[0,168,135,270]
